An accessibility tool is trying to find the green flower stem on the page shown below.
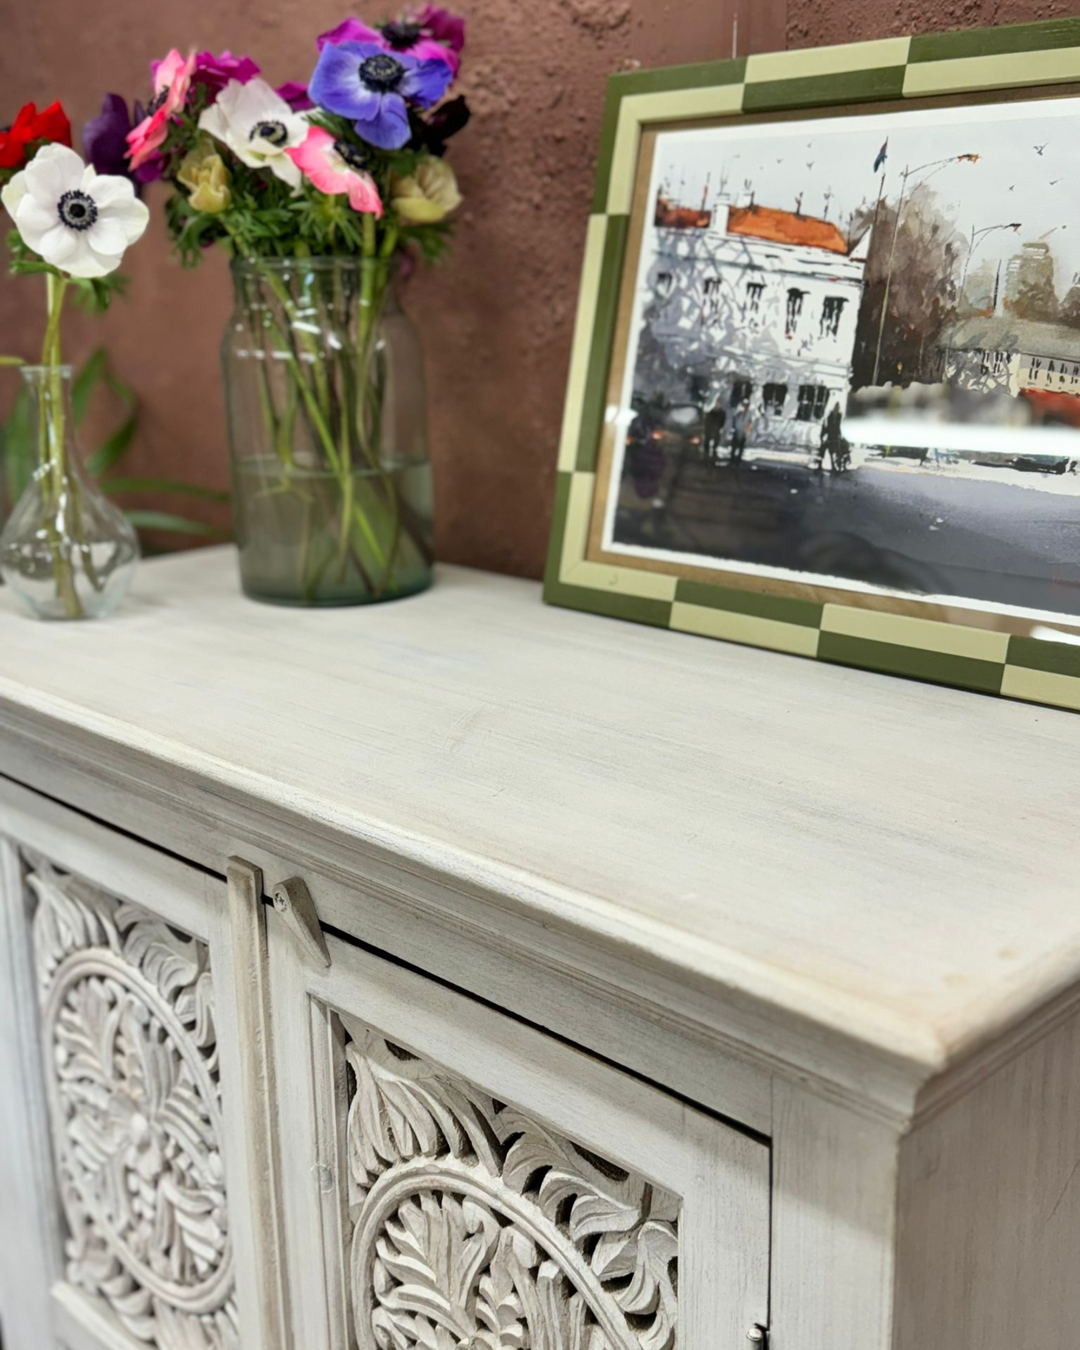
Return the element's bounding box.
[255,287,391,585]
[39,275,82,620]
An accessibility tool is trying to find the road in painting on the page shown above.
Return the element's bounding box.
[606,96,1080,618]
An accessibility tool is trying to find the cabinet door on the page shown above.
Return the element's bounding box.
[268,890,771,1350]
[0,781,284,1350]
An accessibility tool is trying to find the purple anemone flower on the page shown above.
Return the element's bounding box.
[83,94,142,187]
[309,39,452,151]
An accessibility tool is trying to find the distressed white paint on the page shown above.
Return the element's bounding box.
[1,552,1080,1119]
[1,551,1080,1348]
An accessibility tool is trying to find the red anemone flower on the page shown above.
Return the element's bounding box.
[0,101,72,171]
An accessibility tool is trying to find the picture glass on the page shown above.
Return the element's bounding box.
[601,96,1080,621]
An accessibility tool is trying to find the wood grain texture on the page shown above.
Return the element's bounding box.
[894,1005,1080,1350]
[222,860,290,1350]
[771,1081,899,1350]
[1,549,1079,1121]
[0,836,62,1350]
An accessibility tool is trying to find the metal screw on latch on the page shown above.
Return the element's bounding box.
[746,1327,768,1348]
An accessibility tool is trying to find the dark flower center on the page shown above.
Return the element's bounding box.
[145,89,168,117]
[359,53,405,92]
[251,120,289,147]
[57,189,97,232]
[380,20,422,49]
[333,140,368,172]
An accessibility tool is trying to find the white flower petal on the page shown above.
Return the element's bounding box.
[1,170,28,221]
[232,77,293,125]
[89,174,137,209]
[13,196,60,250]
[198,102,229,145]
[66,237,120,279]
[266,154,302,188]
[31,222,83,268]
[87,216,129,255]
[23,143,85,206]
[102,195,150,245]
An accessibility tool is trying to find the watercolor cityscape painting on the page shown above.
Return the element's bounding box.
[604,96,1080,620]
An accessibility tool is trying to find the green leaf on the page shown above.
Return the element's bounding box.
[72,347,108,426]
[101,475,230,502]
[123,510,231,537]
[85,411,136,477]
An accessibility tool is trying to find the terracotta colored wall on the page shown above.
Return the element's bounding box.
[0,0,1075,576]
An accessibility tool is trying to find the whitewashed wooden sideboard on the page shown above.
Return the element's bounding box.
[2,547,1080,1350]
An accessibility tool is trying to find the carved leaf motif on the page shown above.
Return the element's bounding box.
[596,1221,678,1350]
[27,855,237,1350]
[30,863,120,995]
[374,1192,499,1335]
[346,1027,681,1350]
[347,1028,499,1194]
[498,1110,644,1244]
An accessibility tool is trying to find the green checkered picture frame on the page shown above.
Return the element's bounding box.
[544,18,1080,712]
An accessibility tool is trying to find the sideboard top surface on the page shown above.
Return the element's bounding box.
[1,547,1077,1094]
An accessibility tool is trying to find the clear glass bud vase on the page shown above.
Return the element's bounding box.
[222,257,434,607]
[0,365,139,620]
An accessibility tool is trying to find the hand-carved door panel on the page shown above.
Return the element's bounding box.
[31,858,237,1348]
[269,915,770,1350]
[0,782,283,1350]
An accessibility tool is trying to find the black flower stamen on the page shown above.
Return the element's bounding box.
[334,140,369,172]
[145,89,168,117]
[381,20,422,49]
[57,189,98,232]
[359,53,405,91]
[251,120,289,147]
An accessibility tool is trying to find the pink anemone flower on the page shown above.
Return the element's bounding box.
[126,49,194,171]
[286,126,383,217]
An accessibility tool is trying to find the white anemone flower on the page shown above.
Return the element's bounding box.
[0,143,149,280]
[199,78,309,188]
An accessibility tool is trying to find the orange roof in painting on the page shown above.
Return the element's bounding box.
[728,205,851,256]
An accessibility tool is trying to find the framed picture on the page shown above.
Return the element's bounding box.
[545,18,1080,712]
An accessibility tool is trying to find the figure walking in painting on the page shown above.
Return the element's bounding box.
[703,393,727,463]
[818,399,844,472]
[730,398,753,464]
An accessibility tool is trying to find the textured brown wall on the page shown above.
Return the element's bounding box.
[0,0,1074,576]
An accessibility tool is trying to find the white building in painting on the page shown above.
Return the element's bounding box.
[645,196,872,453]
[940,315,1080,399]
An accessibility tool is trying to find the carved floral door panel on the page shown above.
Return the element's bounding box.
[268,917,771,1350]
[0,782,283,1350]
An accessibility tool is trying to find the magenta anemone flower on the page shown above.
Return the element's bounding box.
[286,126,383,216]
[309,39,451,151]
[190,51,261,96]
[317,6,465,75]
[276,81,315,112]
[417,5,465,55]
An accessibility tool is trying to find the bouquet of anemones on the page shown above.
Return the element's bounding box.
[0,100,149,619]
[108,12,469,606]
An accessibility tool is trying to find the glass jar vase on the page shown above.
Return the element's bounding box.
[0,365,139,620]
[222,257,435,607]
